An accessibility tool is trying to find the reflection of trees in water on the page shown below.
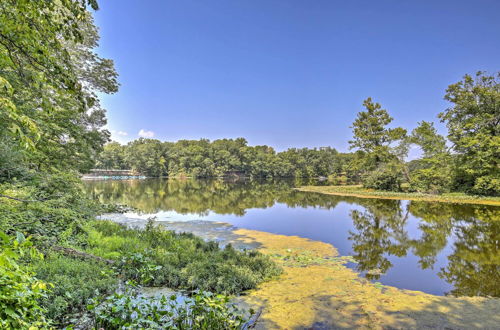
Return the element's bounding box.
[83,178,341,216]
[406,202,454,270]
[438,208,500,297]
[348,199,500,297]
[348,199,409,280]
[84,179,500,297]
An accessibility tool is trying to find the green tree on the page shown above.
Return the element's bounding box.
[439,72,500,196]
[409,121,452,193]
[96,142,126,169]
[124,139,167,177]
[349,98,407,190]
[0,0,117,173]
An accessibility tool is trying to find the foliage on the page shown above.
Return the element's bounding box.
[89,286,248,329]
[347,98,408,190]
[0,0,117,173]
[407,121,452,194]
[344,73,499,197]
[96,137,349,180]
[0,231,51,329]
[439,71,499,196]
[32,253,117,326]
[85,220,282,294]
[349,98,407,167]
[0,1,278,328]
[0,172,104,247]
[363,162,405,191]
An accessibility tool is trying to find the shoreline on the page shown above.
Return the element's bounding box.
[296,185,500,206]
[234,228,500,329]
[99,214,500,328]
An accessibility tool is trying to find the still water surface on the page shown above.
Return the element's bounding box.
[84,178,500,298]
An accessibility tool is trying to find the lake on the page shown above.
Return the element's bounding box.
[84,178,500,298]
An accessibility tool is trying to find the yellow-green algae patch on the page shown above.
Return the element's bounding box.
[296,185,500,207]
[233,228,500,329]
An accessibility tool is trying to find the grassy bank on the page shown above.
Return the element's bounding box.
[296,185,500,206]
[30,219,281,327]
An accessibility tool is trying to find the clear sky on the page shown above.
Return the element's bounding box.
[94,0,500,152]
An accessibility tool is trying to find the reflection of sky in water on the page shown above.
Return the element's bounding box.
[124,201,454,296]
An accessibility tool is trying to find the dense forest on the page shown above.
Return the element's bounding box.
[97,72,499,196]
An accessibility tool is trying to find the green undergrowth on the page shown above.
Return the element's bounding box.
[84,220,282,294]
[32,254,117,326]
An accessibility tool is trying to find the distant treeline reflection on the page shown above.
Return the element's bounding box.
[84,179,500,297]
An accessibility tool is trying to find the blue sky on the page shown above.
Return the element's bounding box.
[94,0,500,152]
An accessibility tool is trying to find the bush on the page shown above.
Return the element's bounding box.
[0,173,104,248]
[0,232,51,329]
[85,220,282,294]
[363,164,404,191]
[32,253,117,326]
[472,176,500,196]
[409,168,452,194]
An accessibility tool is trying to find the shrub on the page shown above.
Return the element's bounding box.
[472,176,500,196]
[409,168,452,194]
[32,253,117,326]
[85,220,282,294]
[0,232,51,329]
[363,164,404,191]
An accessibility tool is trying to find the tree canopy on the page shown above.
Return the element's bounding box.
[439,71,499,195]
[0,0,118,174]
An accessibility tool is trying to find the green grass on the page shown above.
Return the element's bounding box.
[297,185,500,206]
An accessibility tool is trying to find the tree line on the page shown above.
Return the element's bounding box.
[347,72,499,196]
[96,138,357,180]
[97,72,499,196]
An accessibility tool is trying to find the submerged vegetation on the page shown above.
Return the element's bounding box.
[234,228,500,329]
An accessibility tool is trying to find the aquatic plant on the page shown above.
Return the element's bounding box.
[89,286,249,329]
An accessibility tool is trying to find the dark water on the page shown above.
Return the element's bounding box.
[84,178,500,298]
